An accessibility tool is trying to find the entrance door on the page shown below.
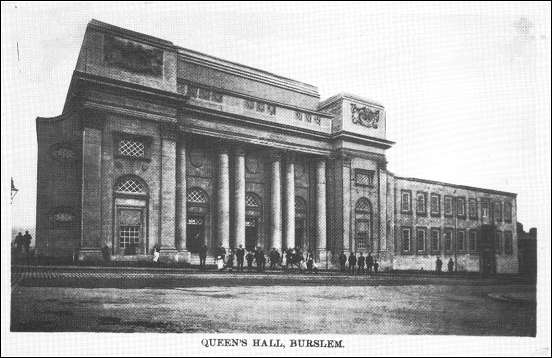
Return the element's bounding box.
[186,216,204,253]
[295,218,305,249]
[117,208,144,255]
[245,217,258,251]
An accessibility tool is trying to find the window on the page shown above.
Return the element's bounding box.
[416,228,426,252]
[444,196,453,216]
[187,188,208,204]
[430,194,441,216]
[469,230,478,252]
[295,111,302,121]
[118,139,145,158]
[481,199,489,218]
[245,100,255,110]
[355,198,372,251]
[444,229,453,251]
[495,231,503,254]
[116,177,146,194]
[494,201,503,222]
[401,190,412,213]
[456,230,465,251]
[468,198,477,219]
[504,231,513,255]
[246,192,261,208]
[416,192,427,215]
[431,229,440,251]
[457,197,466,218]
[355,170,374,187]
[504,202,512,223]
[402,228,411,252]
[119,225,140,249]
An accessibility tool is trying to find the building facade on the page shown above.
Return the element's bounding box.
[35,20,519,273]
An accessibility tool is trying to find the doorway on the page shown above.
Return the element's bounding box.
[186,216,204,253]
[245,217,258,251]
[117,207,145,255]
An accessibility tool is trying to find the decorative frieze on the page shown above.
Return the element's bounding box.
[351,103,380,129]
[104,35,163,76]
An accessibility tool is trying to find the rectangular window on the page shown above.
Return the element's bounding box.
[481,199,489,218]
[469,230,478,252]
[456,230,465,251]
[444,196,453,216]
[457,197,466,218]
[431,229,440,251]
[504,231,513,255]
[118,139,145,158]
[401,190,412,213]
[416,228,426,252]
[504,202,512,223]
[494,202,503,222]
[355,170,374,187]
[495,231,503,255]
[245,100,255,110]
[430,194,441,216]
[416,192,427,215]
[468,198,477,219]
[444,229,453,252]
[402,228,411,252]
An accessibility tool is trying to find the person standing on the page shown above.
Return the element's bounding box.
[216,245,226,271]
[246,250,254,271]
[366,252,374,275]
[348,252,357,275]
[236,245,245,272]
[23,231,32,257]
[281,248,287,270]
[357,252,365,274]
[436,257,443,274]
[373,259,379,274]
[338,251,347,272]
[14,232,23,253]
[199,244,208,271]
[152,245,160,266]
[226,249,235,272]
[448,258,454,273]
[306,252,314,273]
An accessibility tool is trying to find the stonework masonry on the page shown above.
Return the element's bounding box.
[35,20,519,273]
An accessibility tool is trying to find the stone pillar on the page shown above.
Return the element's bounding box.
[342,156,352,253]
[315,159,327,261]
[175,137,187,252]
[233,146,246,249]
[217,147,230,249]
[79,111,105,260]
[283,153,295,250]
[270,151,282,250]
[378,163,388,252]
[159,123,178,255]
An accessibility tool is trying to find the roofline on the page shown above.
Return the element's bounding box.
[319,92,385,110]
[394,176,517,197]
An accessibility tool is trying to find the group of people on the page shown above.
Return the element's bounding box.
[13,231,32,256]
[338,251,380,275]
[435,257,455,273]
[197,245,321,273]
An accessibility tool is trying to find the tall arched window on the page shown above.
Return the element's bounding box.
[186,187,209,253]
[355,197,373,251]
[114,176,149,255]
[245,192,262,250]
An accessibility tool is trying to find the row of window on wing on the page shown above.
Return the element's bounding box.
[400,227,514,255]
[400,191,513,222]
[294,110,321,125]
[244,99,277,116]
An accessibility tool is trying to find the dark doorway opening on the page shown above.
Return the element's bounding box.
[186,216,204,253]
[245,217,258,251]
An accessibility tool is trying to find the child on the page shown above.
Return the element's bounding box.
[152,245,160,266]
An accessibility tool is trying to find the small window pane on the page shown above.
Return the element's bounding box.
[119,139,145,158]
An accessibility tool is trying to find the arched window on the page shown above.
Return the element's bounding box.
[186,187,209,253]
[115,176,148,195]
[246,192,261,208]
[186,187,209,205]
[355,197,373,251]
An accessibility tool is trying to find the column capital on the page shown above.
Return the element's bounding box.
[159,122,179,141]
[233,144,247,157]
[81,109,106,130]
[268,150,283,162]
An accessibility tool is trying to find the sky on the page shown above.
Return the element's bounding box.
[1,2,550,236]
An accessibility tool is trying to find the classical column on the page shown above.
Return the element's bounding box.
[79,111,105,259]
[342,155,352,253]
[270,151,282,249]
[175,137,187,252]
[159,123,178,253]
[315,159,327,257]
[233,146,246,249]
[283,152,295,250]
[216,147,230,248]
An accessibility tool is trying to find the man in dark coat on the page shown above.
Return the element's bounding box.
[348,252,357,275]
[448,258,454,273]
[269,248,280,270]
[236,244,245,272]
[357,252,365,274]
[226,249,234,272]
[14,232,23,252]
[255,248,265,272]
[199,244,208,271]
[373,260,379,274]
[338,251,347,272]
[366,252,374,275]
[436,257,443,274]
[246,250,254,271]
[22,231,32,253]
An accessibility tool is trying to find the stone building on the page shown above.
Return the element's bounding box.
[35,20,519,273]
